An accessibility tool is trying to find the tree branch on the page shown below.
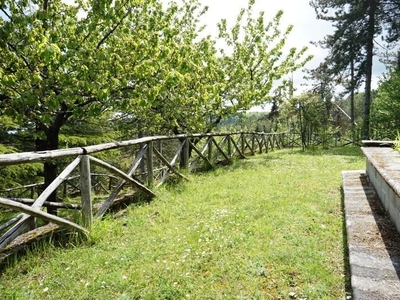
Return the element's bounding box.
[6,42,34,72]
[96,9,131,49]
[0,8,12,21]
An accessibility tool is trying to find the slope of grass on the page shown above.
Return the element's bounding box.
[0,147,365,299]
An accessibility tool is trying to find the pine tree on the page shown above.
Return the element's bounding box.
[310,0,400,139]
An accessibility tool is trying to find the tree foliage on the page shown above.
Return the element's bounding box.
[114,0,222,136]
[309,0,400,139]
[1,1,138,148]
[0,0,311,144]
[216,0,312,123]
[280,92,334,148]
[371,67,400,139]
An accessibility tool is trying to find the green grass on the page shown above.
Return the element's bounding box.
[0,147,365,299]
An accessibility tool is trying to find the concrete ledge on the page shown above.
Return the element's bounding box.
[362,147,400,234]
[361,140,395,148]
[342,170,400,299]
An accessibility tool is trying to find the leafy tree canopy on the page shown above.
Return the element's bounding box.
[308,0,400,139]
[1,0,312,144]
[371,67,400,139]
[216,0,312,120]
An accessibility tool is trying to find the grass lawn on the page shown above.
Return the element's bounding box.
[0,147,365,299]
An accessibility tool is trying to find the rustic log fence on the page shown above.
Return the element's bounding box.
[0,132,286,253]
[290,130,358,149]
[1,174,119,200]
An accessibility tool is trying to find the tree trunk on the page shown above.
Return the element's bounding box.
[36,126,60,215]
[350,58,356,145]
[362,0,377,140]
[43,162,58,215]
[397,50,400,70]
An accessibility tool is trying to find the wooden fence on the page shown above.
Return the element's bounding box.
[0,132,286,253]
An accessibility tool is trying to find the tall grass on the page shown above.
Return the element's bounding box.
[0,147,365,299]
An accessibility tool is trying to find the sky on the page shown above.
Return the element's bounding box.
[195,0,387,96]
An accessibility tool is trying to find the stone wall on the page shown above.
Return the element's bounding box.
[362,147,400,234]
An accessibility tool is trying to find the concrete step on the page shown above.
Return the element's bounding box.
[342,170,400,299]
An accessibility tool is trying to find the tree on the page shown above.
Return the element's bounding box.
[115,0,313,136]
[0,0,172,210]
[214,0,312,128]
[306,19,366,144]
[371,55,400,139]
[280,92,333,148]
[310,0,400,139]
[381,0,400,43]
[115,0,221,137]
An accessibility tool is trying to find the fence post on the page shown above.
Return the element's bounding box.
[140,144,146,182]
[63,181,67,198]
[258,134,263,154]
[272,134,276,150]
[147,142,154,186]
[261,134,266,153]
[241,132,245,154]
[30,186,35,199]
[227,135,232,157]
[108,176,113,191]
[208,136,213,161]
[251,134,256,155]
[80,154,92,227]
[181,138,190,170]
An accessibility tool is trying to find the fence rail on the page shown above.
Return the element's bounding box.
[0,132,287,252]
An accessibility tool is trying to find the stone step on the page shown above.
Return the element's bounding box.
[342,170,400,299]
